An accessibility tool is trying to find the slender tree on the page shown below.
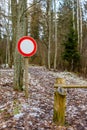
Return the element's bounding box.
[48,0,51,69]
[72,0,75,30]
[11,0,18,67]
[7,0,11,67]
[77,0,80,49]
[54,0,58,70]
[79,1,83,52]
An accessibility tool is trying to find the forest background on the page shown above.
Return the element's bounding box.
[0,0,87,78]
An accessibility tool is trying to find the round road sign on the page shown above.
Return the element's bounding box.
[17,36,37,57]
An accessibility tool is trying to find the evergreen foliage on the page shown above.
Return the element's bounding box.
[62,21,80,71]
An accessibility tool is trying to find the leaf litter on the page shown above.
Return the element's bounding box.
[0,66,87,130]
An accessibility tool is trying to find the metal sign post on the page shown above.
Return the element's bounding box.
[17,36,37,98]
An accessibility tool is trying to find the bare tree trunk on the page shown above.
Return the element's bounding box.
[14,0,27,91]
[48,0,51,69]
[5,36,8,66]
[7,0,11,67]
[79,3,83,52]
[7,36,10,66]
[4,0,11,67]
[72,0,75,30]
[77,0,80,50]
[11,0,17,66]
[54,0,57,70]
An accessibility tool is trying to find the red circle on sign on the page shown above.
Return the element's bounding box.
[17,36,37,57]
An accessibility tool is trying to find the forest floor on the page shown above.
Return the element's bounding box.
[0,66,87,130]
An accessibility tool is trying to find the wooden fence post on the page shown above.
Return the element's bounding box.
[24,57,29,98]
[53,78,66,125]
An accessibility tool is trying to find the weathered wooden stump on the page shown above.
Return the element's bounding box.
[53,77,87,126]
[53,78,66,125]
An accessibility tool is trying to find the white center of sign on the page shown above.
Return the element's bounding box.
[20,39,34,54]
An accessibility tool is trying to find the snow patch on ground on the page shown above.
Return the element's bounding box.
[14,113,24,119]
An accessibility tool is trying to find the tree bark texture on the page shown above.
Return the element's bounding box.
[54,0,58,70]
[14,0,27,91]
[53,78,66,125]
[48,0,51,69]
[11,0,18,66]
[72,0,75,30]
[79,3,83,53]
[77,0,80,50]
